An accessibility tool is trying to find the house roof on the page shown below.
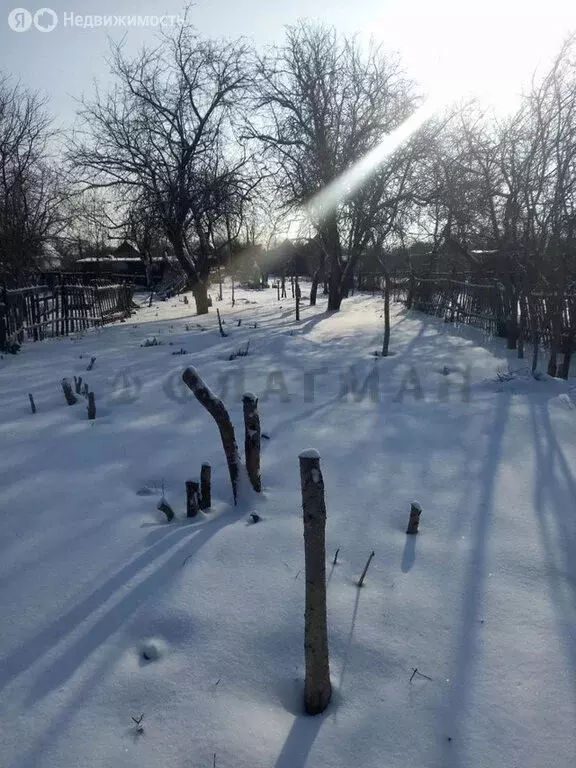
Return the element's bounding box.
[113,240,140,258]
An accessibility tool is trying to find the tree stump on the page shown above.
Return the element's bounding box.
[182,367,240,504]
[200,463,211,509]
[299,449,331,715]
[157,499,175,522]
[61,378,77,405]
[406,502,422,534]
[186,480,200,517]
[87,391,96,420]
[242,392,261,492]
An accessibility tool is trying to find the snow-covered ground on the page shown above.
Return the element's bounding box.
[0,282,575,768]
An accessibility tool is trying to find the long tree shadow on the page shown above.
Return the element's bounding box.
[529,401,576,697]
[274,710,326,768]
[0,513,228,696]
[24,513,233,705]
[436,392,510,768]
[401,535,417,572]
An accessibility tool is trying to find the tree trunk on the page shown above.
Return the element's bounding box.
[200,463,211,510]
[382,272,391,357]
[182,367,241,504]
[242,393,261,492]
[310,270,320,306]
[295,275,301,321]
[327,262,343,311]
[517,294,525,359]
[299,450,331,716]
[193,281,210,315]
[530,297,539,375]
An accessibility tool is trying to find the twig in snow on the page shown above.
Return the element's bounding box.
[216,308,228,337]
[333,548,340,565]
[357,551,375,587]
[86,356,96,371]
[410,667,433,682]
[131,714,144,734]
[28,393,36,414]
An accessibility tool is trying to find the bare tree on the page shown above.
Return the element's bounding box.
[70,19,253,313]
[250,22,420,311]
[0,75,66,283]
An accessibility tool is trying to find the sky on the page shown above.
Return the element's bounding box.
[2,0,576,131]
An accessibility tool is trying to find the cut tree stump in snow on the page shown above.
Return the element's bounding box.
[299,449,331,715]
[61,378,77,405]
[182,367,240,504]
[242,393,261,492]
[406,502,422,534]
[200,463,211,509]
[157,499,175,522]
[186,480,200,517]
[74,376,83,394]
[28,393,36,414]
[87,391,96,420]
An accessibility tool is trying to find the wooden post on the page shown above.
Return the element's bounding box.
[182,367,241,504]
[242,393,261,492]
[200,463,212,509]
[87,391,96,419]
[299,449,331,715]
[382,271,390,356]
[295,275,301,322]
[61,378,77,405]
[406,502,422,534]
[186,480,200,517]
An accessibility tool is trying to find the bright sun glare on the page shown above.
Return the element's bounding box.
[306,0,576,224]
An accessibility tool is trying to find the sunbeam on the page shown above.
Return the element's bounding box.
[306,93,446,224]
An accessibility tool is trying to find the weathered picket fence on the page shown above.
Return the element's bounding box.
[0,282,133,350]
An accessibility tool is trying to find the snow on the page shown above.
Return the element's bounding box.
[299,448,321,459]
[0,281,575,768]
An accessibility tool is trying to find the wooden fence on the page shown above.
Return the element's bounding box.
[0,282,134,351]
[385,272,576,376]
